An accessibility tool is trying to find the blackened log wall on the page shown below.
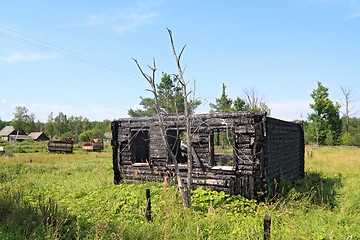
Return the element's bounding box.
[111,112,304,200]
[265,117,305,192]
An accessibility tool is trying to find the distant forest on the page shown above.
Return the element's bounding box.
[303,116,360,146]
[1,81,359,146]
[0,107,111,143]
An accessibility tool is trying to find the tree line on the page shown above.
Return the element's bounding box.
[129,77,359,147]
[128,80,271,117]
[2,81,358,147]
[304,82,360,146]
[1,106,111,143]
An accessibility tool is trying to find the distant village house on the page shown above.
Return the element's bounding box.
[0,126,49,143]
[0,126,27,142]
[28,132,50,141]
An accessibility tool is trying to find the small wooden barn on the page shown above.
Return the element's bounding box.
[28,132,50,141]
[111,112,304,200]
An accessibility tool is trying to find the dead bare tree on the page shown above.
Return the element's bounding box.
[168,28,193,207]
[244,88,260,111]
[243,88,271,115]
[132,29,195,207]
[340,85,358,132]
[132,58,188,206]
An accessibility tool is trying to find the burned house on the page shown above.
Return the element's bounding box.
[111,112,304,200]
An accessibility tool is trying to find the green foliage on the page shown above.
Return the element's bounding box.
[128,73,201,117]
[0,188,76,239]
[340,116,360,146]
[308,82,341,145]
[341,132,351,145]
[0,118,8,130]
[209,84,271,115]
[0,139,9,147]
[324,130,335,146]
[258,102,272,115]
[128,97,156,117]
[192,188,259,218]
[79,130,92,142]
[11,106,31,133]
[3,106,110,147]
[1,148,360,239]
[304,120,319,145]
[213,131,232,148]
[53,112,68,139]
[233,97,248,111]
[41,112,109,143]
[210,83,233,113]
[351,133,360,147]
[10,139,47,153]
[44,112,55,139]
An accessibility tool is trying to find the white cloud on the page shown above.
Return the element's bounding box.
[1,99,6,104]
[0,52,59,63]
[62,1,158,33]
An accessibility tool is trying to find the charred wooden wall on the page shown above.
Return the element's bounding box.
[111,112,304,200]
[264,117,305,192]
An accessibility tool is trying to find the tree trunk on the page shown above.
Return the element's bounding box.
[133,58,188,207]
[168,28,192,207]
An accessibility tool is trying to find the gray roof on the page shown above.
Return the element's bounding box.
[28,132,43,139]
[0,126,16,136]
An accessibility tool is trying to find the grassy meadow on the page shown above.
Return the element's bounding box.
[0,145,359,239]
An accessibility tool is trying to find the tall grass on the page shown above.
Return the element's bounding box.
[0,146,359,239]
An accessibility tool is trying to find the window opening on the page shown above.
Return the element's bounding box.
[166,129,187,164]
[131,130,150,164]
[211,129,234,167]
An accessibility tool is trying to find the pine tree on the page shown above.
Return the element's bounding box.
[128,73,201,117]
[209,83,233,113]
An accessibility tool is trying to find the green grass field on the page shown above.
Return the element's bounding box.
[0,146,359,239]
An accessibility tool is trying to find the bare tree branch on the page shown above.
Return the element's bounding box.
[168,28,193,207]
[179,45,187,62]
[133,57,189,206]
[132,58,152,84]
[340,85,358,132]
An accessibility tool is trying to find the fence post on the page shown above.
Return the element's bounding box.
[145,188,151,221]
[264,215,271,240]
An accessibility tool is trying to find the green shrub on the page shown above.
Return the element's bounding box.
[341,132,351,146]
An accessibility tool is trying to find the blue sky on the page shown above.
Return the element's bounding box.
[1,0,360,122]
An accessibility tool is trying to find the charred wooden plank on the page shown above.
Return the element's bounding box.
[112,111,304,201]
